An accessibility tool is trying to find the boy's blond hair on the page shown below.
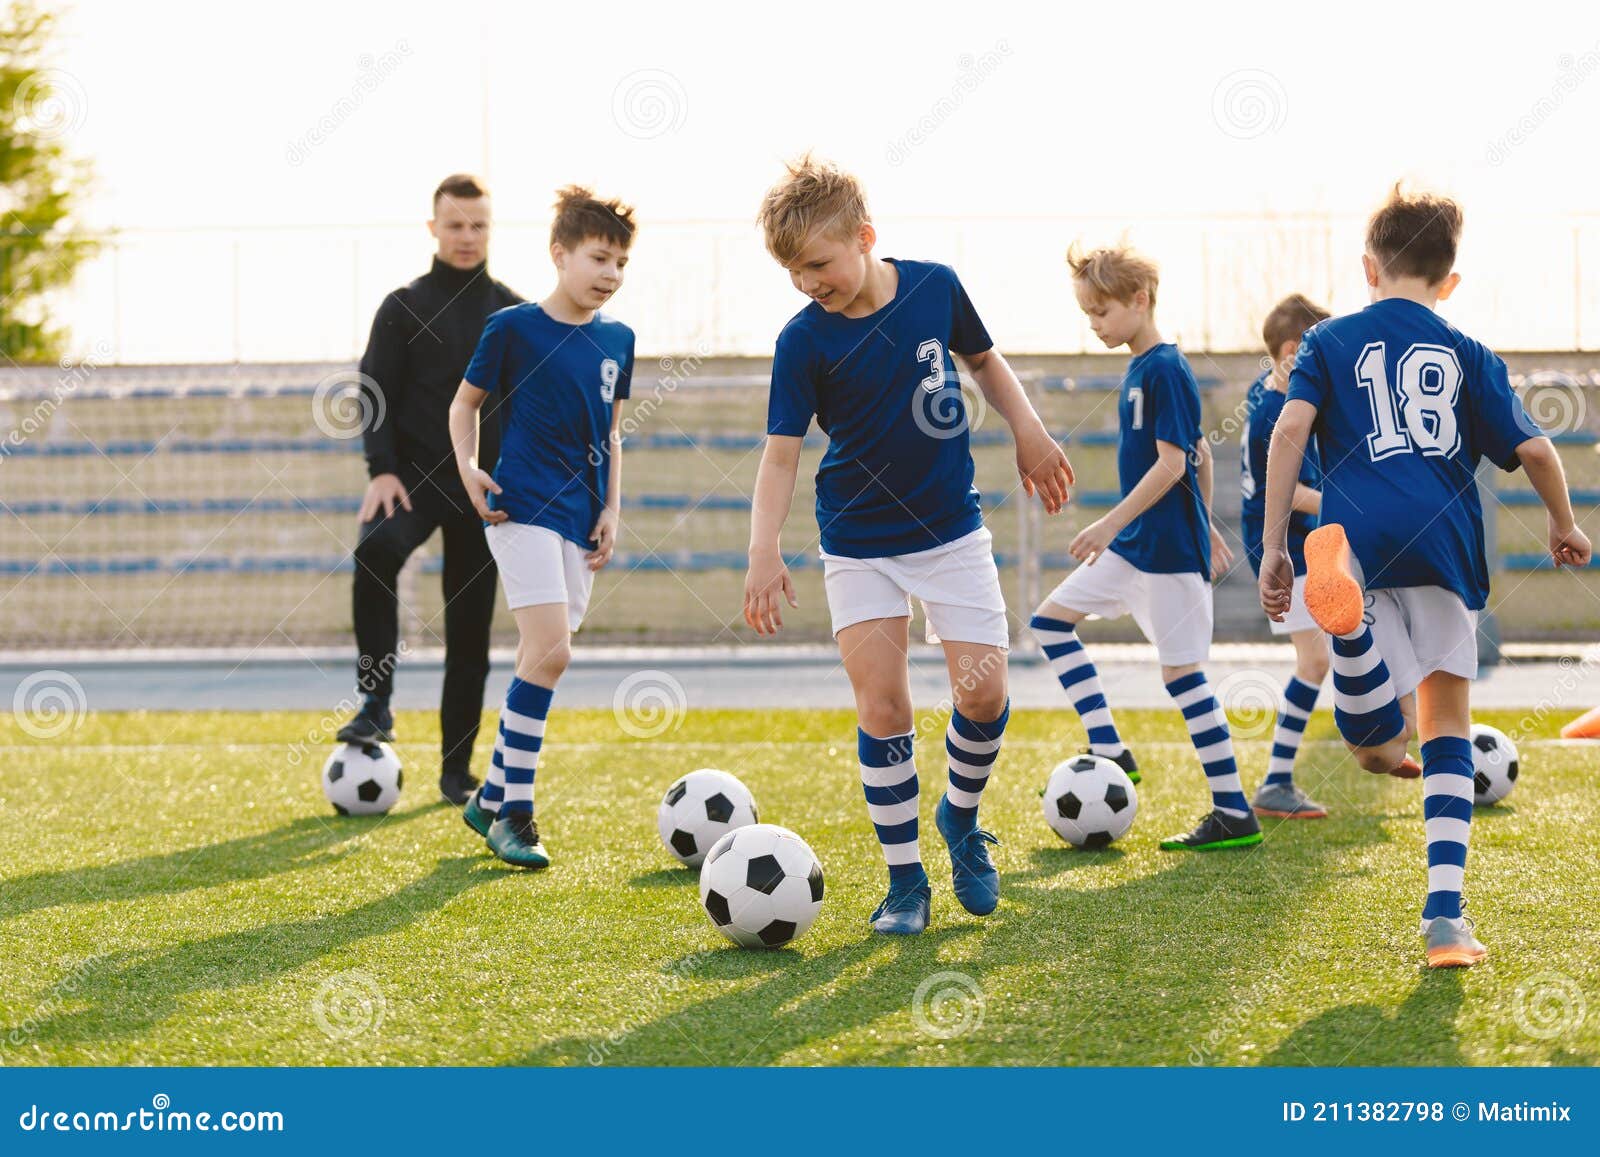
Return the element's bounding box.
[1067,243,1160,309]
[757,154,869,265]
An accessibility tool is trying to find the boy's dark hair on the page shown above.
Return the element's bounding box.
[1262,293,1331,357]
[1366,184,1462,285]
[550,185,636,251]
[433,173,488,209]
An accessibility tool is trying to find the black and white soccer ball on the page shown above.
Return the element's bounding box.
[1470,723,1519,806]
[698,824,824,948]
[322,742,403,815]
[1041,754,1138,848]
[657,768,758,867]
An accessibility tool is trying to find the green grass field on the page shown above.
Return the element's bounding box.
[2,706,1595,1067]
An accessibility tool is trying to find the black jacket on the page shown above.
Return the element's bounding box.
[357,256,523,502]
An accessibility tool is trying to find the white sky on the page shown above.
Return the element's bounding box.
[48,0,1600,357]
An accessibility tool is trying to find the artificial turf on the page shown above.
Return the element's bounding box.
[1,706,1594,1066]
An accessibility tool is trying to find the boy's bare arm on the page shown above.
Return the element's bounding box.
[448,381,507,524]
[744,435,804,635]
[1193,438,1234,579]
[960,348,1073,513]
[587,404,625,569]
[1260,399,1316,618]
[1069,440,1187,564]
[1517,436,1593,568]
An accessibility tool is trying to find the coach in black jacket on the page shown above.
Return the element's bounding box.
[338,173,523,805]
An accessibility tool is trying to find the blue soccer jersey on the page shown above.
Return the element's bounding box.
[1240,374,1322,577]
[1285,298,1538,610]
[464,303,634,548]
[1108,343,1210,575]
[767,259,992,558]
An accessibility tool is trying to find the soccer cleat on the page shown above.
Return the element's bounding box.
[462,787,495,837]
[1160,808,1263,851]
[1083,746,1141,785]
[1389,754,1422,779]
[1303,524,1366,637]
[869,873,932,935]
[336,697,395,746]
[486,811,550,869]
[1421,915,1487,968]
[438,767,480,806]
[935,796,1001,916]
[1251,781,1329,819]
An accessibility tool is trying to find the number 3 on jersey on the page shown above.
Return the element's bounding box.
[1356,341,1462,461]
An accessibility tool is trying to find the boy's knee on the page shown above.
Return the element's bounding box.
[857,693,913,738]
[519,638,571,683]
[955,684,1008,723]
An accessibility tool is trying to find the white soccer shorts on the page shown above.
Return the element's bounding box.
[484,522,594,632]
[1043,548,1213,666]
[820,526,1010,649]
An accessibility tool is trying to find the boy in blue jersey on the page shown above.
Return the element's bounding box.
[1031,245,1256,851]
[1241,295,1340,819]
[448,186,637,868]
[1262,186,1590,967]
[744,157,1073,935]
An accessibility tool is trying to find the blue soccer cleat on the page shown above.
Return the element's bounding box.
[869,872,932,935]
[935,795,1000,916]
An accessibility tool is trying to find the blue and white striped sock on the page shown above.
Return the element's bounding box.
[499,678,553,816]
[1166,671,1250,818]
[1420,736,1474,921]
[1330,625,1404,747]
[1264,676,1320,787]
[1029,615,1127,758]
[481,717,506,813]
[858,728,922,883]
[943,700,1009,829]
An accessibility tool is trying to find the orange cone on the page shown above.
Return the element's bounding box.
[1560,705,1600,740]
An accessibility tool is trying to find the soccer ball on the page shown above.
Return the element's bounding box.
[1470,723,1519,806]
[322,742,403,815]
[698,824,824,948]
[657,768,758,867]
[1041,754,1138,848]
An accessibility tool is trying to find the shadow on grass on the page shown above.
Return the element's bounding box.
[0,809,435,924]
[1264,970,1468,1066]
[515,808,1398,1067]
[7,854,493,1049]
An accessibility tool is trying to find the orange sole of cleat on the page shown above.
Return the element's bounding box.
[1390,755,1422,779]
[1303,524,1366,637]
[1254,808,1329,819]
[1427,947,1487,969]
